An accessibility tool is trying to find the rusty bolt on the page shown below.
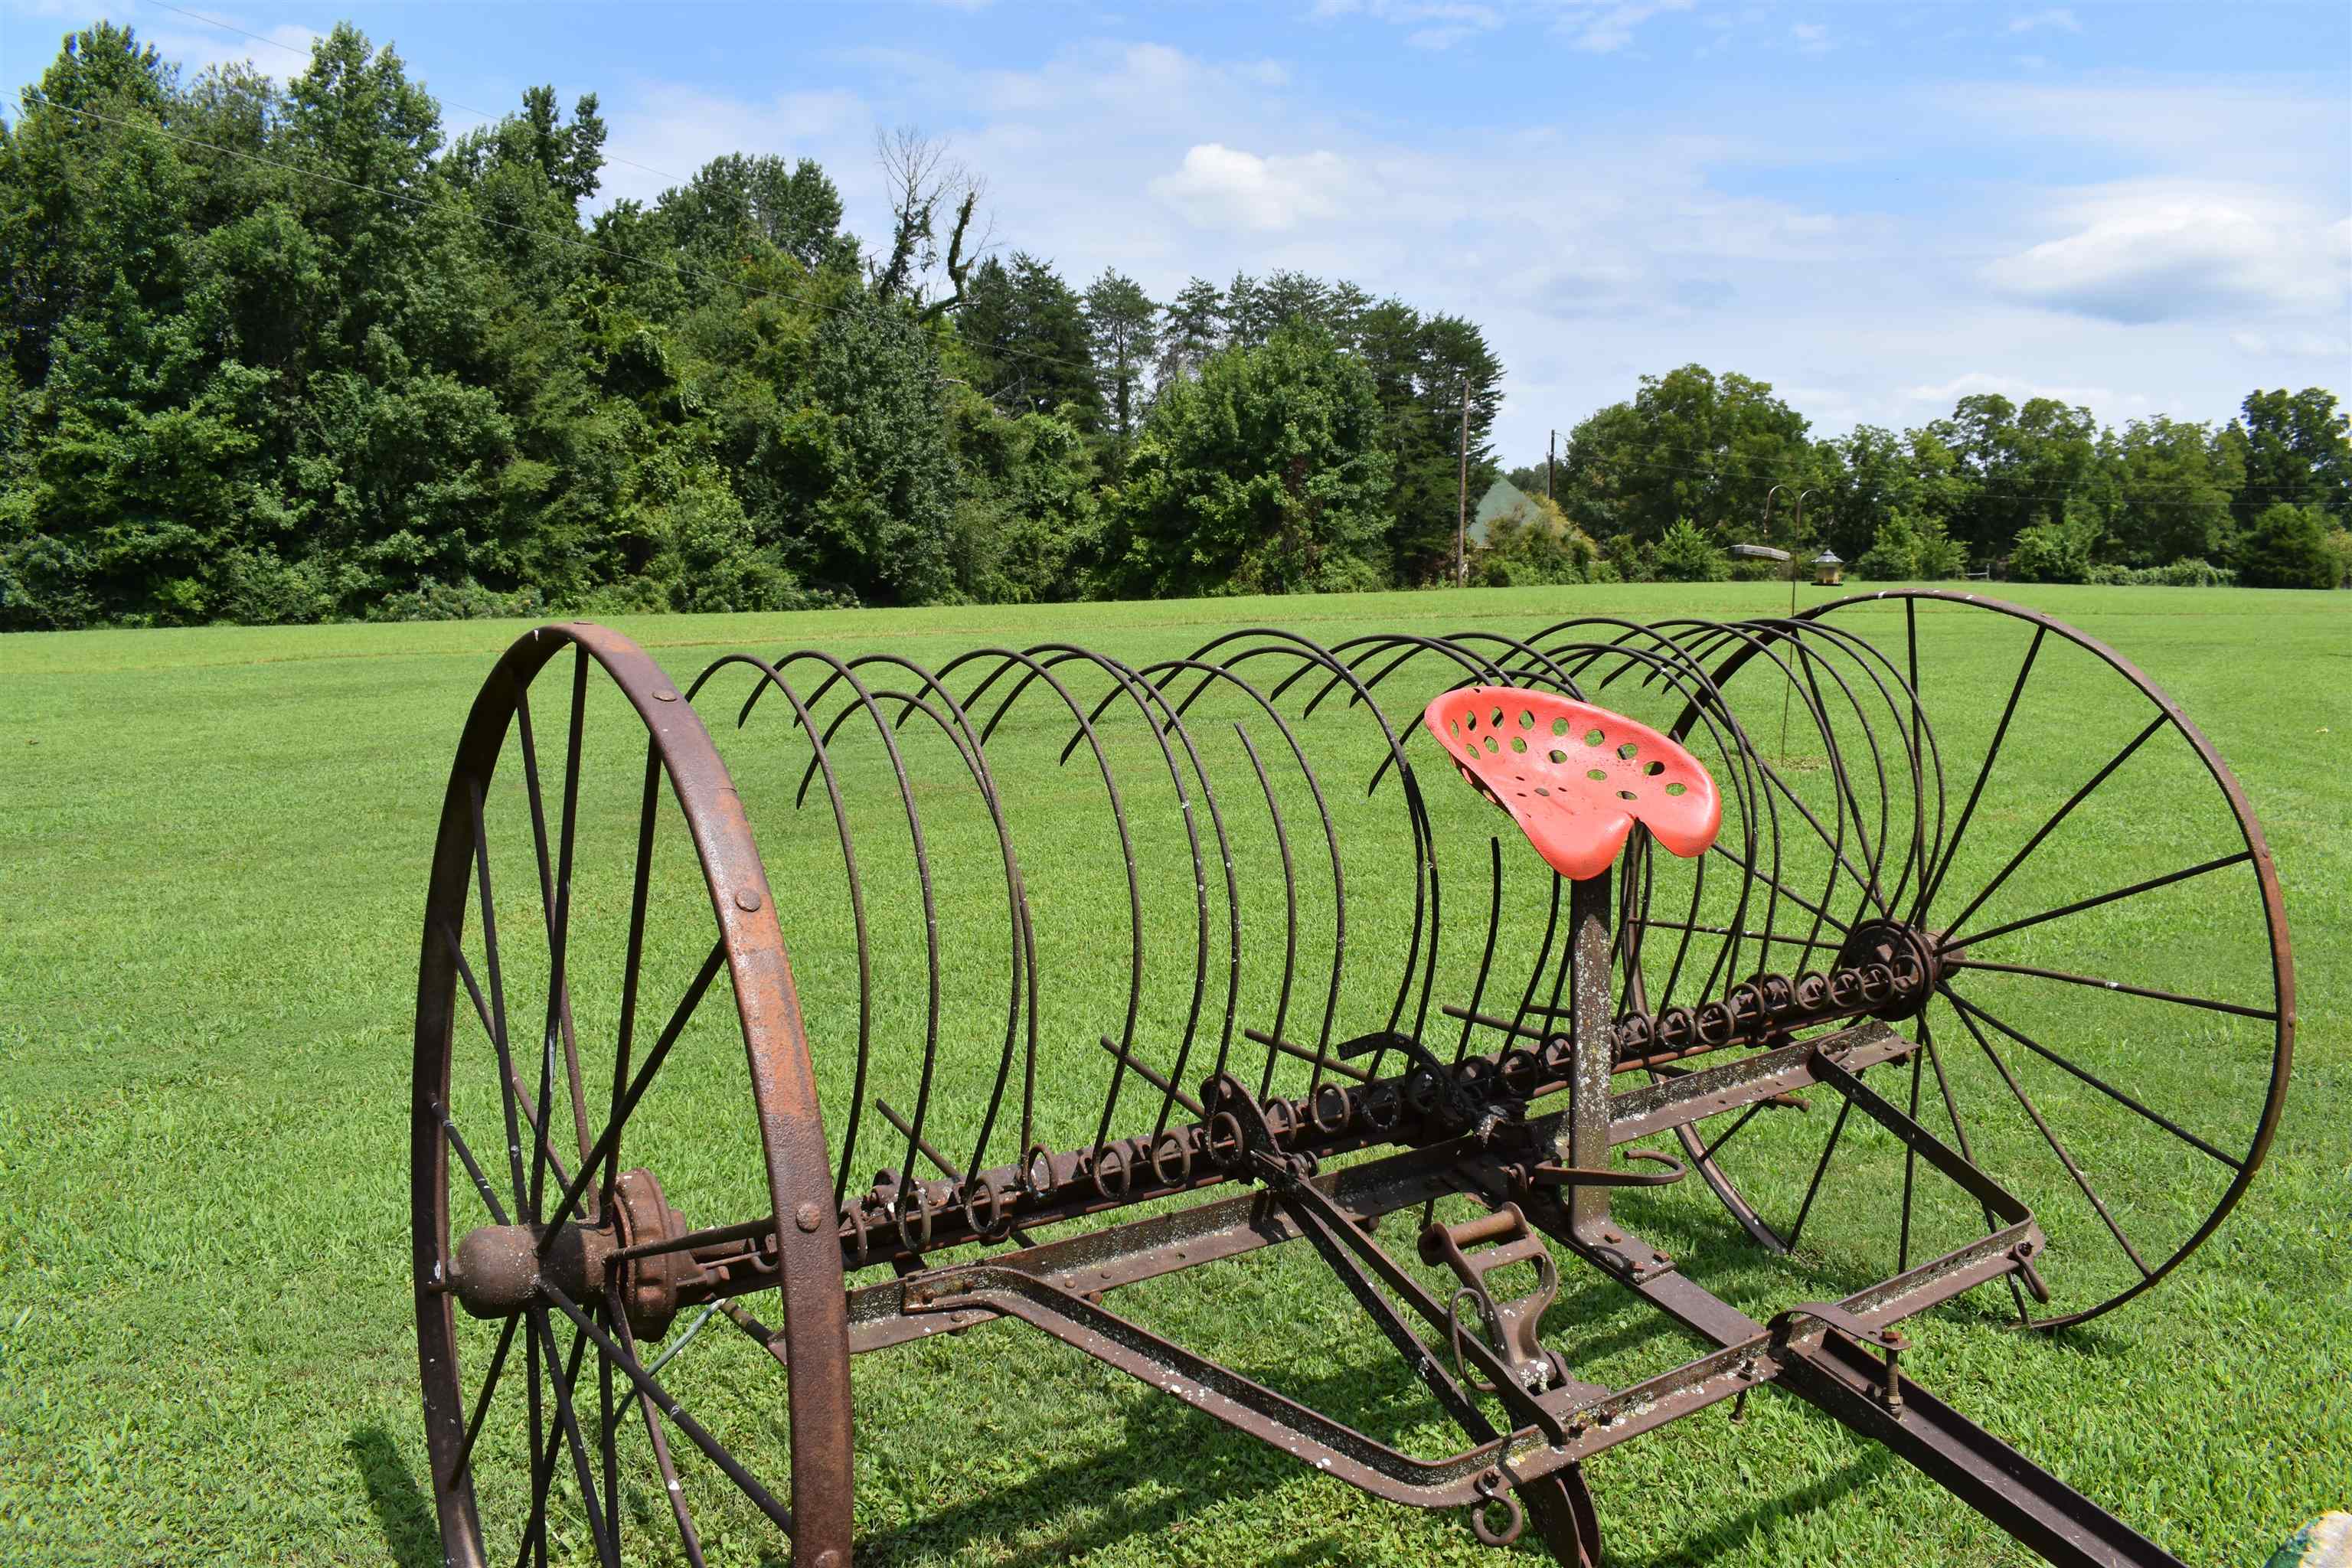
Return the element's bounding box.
[652,688,678,702]
[735,888,763,912]
[795,1201,825,1233]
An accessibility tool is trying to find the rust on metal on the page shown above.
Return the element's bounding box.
[411,592,2290,1566]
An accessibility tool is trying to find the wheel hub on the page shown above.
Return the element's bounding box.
[447,1168,693,1339]
[1833,919,1947,1021]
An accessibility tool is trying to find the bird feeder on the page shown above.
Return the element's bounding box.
[1812,548,1844,586]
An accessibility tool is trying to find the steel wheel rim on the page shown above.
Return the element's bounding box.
[1650,589,2292,1330]
[410,622,854,1566]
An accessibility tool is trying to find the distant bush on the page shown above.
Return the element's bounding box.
[2008,519,2097,583]
[1472,495,1599,587]
[1653,518,1730,583]
[2237,504,2341,589]
[365,579,549,622]
[1855,511,1965,580]
[2082,559,2237,587]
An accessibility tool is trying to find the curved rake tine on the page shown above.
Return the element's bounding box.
[693,653,876,1210]
[1451,837,1505,1066]
[933,644,1140,1163]
[1136,655,1341,1100]
[815,651,1042,1186]
[1016,645,1220,1158]
[1195,632,1432,1080]
[1250,635,1442,1068]
[746,651,940,1214]
[852,679,1031,1187]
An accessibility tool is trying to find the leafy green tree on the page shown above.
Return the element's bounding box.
[651,152,853,274]
[2236,502,2339,589]
[2098,416,2239,567]
[956,253,1102,430]
[2220,387,2351,528]
[1471,494,1596,586]
[1557,365,1813,549]
[1081,268,1157,457]
[946,394,1102,603]
[1155,276,1222,393]
[1927,393,2100,557]
[2007,517,2097,583]
[1114,323,1393,596]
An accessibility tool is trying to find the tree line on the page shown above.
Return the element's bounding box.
[2,23,2344,631]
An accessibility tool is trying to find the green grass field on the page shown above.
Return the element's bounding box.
[3,582,2346,1568]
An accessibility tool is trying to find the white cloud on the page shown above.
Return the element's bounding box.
[578,37,2345,456]
[1984,184,2350,322]
[1900,371,2120,409]
[2007,8,2080,34]
[1555,0,1694,54]
[1149,143,1354,232]
[2231,329,2352,360]
[1791,22,1832,54]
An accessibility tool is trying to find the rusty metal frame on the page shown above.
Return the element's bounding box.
[411,593,2291,1566]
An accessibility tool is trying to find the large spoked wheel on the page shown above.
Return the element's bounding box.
[411,623,854,1566]
[1643,591,2292,1329]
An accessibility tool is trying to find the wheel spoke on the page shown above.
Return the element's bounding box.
[542,938,730,1245]
[1917,624,2042,918]
[529,658,600,1179]
[1784,1094,1853,1251]
[1704,842,1850,935]
[1942,989,2246,1172]
[466,783,531,1217]
[443,1312,520,1490]
[1944,959,2276,1024]
[611,1302,710,1567]
[1697,1101,1766,1166]
[528,1307,620,1568]
[1943,989,2152,1280]
[541,1281,798,1537]
[1933,714,2165,942]
[510,1318,590,1568]
[606,745,665,1218]
[430,1096,510,1228]
[1916,1014,2032,1327]
[443,930,585,1206]
[1942,850,2251,955]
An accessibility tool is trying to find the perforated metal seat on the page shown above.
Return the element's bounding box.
[1420,686,1722,880]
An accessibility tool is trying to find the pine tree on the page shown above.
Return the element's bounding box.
[1082,268,1158,456]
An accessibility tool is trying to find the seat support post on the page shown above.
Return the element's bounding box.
[1559,868,1618,1240]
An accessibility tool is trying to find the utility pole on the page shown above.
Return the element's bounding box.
[1547,429,1555,501]
[1456,377,1469,586]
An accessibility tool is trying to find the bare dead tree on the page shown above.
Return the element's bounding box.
[871,127,987,321]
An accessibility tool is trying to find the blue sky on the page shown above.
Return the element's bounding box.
[5,0,2347,460]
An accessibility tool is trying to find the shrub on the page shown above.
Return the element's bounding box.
[2087,558,2239,588]
[1653,518,1730,583]
[2237,503,2340,589]
[1472,495,1598,587]
[2008,519,2096,583]
[1856,511,1965,580]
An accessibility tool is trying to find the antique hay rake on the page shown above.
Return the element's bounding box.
[411,590,2293,1566]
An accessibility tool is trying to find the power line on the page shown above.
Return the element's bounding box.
[1535,433,2349,512]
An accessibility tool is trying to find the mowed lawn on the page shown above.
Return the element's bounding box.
[2,582,2345,1568]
